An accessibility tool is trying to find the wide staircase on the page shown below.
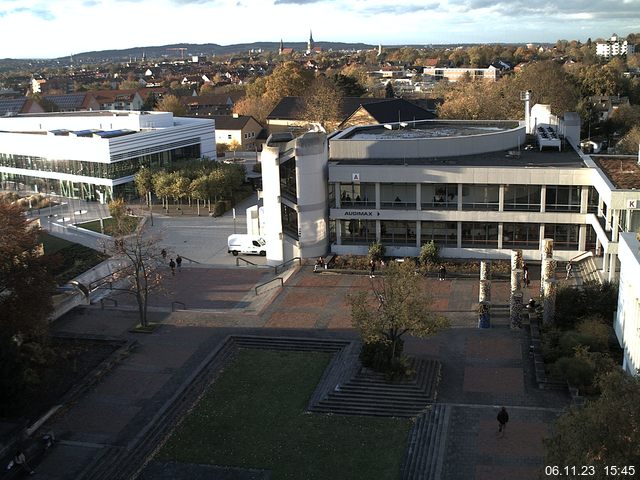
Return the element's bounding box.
[573,254,603,286]
[400,404,451,480]
[309,358,441,418]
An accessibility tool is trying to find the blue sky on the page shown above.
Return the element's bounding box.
[0,0,639,59]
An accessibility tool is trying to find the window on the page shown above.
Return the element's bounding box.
[421,221,457,247]
[544,224,579,250]
[587,186,598,214]
[380,220,416,246]
[461,222,498,247]
[380,183,416,209]
[339,183,375,208]
[502,223,540,248]
[503,185,541,211]
[281,203,298,240]
[340,219,376,244]
[545,186,580,212]
[279,158,297,201]
[421,184,457,210]
[461,184,499,210]
[227,134,232,140]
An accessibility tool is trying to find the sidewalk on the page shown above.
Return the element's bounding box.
[28,265,570,479]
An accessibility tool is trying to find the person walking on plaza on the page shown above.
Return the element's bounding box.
[12,450,35,475]
[369,259,376,278]
[523,262,530,286]
[169,258,176,276]
[497,407,509,437]
[439,264,446,281]
[176,255,182,271]
[565,261,573,280]
[314,257,324,273]
[161,248,167,262]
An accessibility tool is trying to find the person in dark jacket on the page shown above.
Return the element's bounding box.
[497,406,509,437]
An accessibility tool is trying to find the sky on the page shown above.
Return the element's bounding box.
[0,0,639,59]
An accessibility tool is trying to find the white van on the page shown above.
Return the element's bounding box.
[227,234,267,256]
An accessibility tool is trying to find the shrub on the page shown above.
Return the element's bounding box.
[551,355,596,388]
[368,242,385,262]
[360,339,404,372]
[575,316,610,353]
[212,200,226,217]
[419,241,439,265]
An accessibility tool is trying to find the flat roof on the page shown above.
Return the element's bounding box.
[593,156,640,189]
[340,120,520,140]
[330,143,586,168]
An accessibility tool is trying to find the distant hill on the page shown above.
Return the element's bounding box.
[64,42,378,63]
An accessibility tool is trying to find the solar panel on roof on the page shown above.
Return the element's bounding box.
[45,93,86,110]
[0,98,26,116]
[92,129,136,139]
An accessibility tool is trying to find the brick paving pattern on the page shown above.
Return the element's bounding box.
[32,264,571,480]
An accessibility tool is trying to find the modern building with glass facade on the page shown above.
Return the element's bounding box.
[260,111,640,285]
[0,111,215,202]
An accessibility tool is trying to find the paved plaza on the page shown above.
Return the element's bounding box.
[21,206,571,479]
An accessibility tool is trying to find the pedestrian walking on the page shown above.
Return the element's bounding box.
[169,258,176,275]
[523,262,530,286]
[12,450,35,475]
[565,261,573,280]
[369,259,376,278]
[314,257,324,273]
[497,407,509,437]
[176,255,182,271]
[439,264,446,281]
[161,248,167,261]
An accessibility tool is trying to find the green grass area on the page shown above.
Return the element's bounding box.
[40,231,76,255]
[76,216,139,235]
[39,232,108,284]
[158,349,412,480]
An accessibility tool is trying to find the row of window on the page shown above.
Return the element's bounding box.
[0,145,200,180]
[333,220,589,250]
[333,183,599,213]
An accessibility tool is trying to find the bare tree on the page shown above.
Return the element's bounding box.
[105,210,165,328]
[302,76,343,132]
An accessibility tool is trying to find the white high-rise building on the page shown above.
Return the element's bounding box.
[596,34,635,59]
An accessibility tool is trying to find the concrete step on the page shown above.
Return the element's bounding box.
[401,404,450,480]
[232,336,348,352]
[309,359,441,417]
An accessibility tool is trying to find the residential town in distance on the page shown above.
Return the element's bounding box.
[1,30,640,479]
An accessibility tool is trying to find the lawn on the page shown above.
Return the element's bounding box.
[76,216,139,235]
[157,349,412,480]
[40,232,108,284]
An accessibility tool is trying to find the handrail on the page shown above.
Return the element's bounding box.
[255,277,283,295]
[570,251,593,263]
[172,301,186,311]
[236,257,261,267]
[179,255,200,264]
[274,257,302,275]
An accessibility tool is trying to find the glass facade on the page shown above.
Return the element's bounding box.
[461,222,499,247]
[502,223,540,248]
[339,183,375,208]
[503,185,541,211]
[421,184,458,210]
[380,183,416,209]
[461,184,499,210]
[279,158,297,202]
[0,145,200,180]
[340,219,376,244]
[281,203,298,240]
[421,221,457,246]
[381,220,416,246]
[545,186,581,212]
[545,223,579,250]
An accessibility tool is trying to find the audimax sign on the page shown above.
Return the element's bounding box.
[343,211,380,217]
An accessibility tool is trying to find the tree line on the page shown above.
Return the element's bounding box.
[134,159,247,215]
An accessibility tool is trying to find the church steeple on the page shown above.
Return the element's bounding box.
[307,30,314,54]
